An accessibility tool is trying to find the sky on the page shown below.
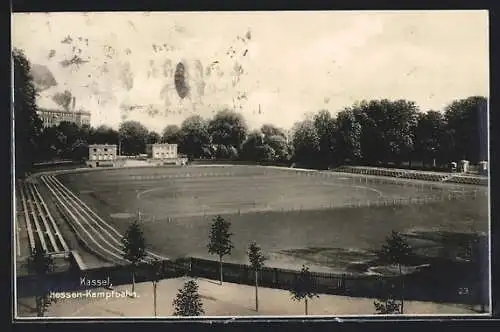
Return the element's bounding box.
[12,11,489,132]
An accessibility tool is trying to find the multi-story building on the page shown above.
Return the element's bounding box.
[145,143,186,165]
[36,97,91,128]
[146,143,178,160]
[87,144,117,167]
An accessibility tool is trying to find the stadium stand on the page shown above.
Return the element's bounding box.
[333,166,487,186]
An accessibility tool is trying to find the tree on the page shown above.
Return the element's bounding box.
[377,231,413,314]
[226,145,239,160]
[214,144,238,160]
[121,220,147,295]
[264,135,289,161]
[247,241,267,312]
[162,124,181,144]
[147,131,161,145]
[291,119,320,167]
[70,139,89,162]
[380,99,419,166]
[27,245,56,317]
[79,124,93,143]
[56,121,82,157]
[90,125,119,145]
[172,279,204,316]
[336,108,362,164]
[313,110,338,167]
[200,144,215,159]
[148,259,163,317]
[290,265,319,315]
[37,126,59,161]
[13,48,43,177]
[444,96,488,163]
[118,121,149,155]
[207,215,234,285]
[414,110,446,167]
[374,284,402,314]
[208,109,248,150]
[241,130,265,161]
[259,144,276,162]
[179,115,211,158]
[352,99,419,165]
[261,124,286,139]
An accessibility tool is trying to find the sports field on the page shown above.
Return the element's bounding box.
[56,166,488,273]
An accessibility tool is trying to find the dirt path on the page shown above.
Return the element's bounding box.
[26,277,482,318]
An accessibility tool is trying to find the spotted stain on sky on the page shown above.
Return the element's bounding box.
[12,11,488,132]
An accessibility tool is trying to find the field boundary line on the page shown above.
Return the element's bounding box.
[41,175,129,264]
[32,184,70,252]
[23,183,48,251]
[46,175,168,262]
[18,181,36,252]
[27,183,60,252]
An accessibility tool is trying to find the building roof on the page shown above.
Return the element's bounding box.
[148,143,177,146]
[89,144,117,147]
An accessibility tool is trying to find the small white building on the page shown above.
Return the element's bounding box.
[87,144,117,167]
[146,143,178,160]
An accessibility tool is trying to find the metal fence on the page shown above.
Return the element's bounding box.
[17,255,487,306]
[186,257,485,305]
[272,190,486,212]
[132,185,487,226]
[17,258,191,298]
[188,257,389,297]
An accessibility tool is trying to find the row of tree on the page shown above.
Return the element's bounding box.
[32,113,291,163]
[293,98,488,168]
[30,214,415,316]
[31,96,488,169]
[14,47,488,178]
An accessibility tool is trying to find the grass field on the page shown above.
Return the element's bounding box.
[57,166,488,273]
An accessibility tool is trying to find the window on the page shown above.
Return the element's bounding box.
[104,148,108,152]
[93,148,97,152]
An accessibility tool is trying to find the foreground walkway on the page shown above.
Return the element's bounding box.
[18,277,481,318]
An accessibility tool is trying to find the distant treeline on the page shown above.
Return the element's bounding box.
[14,48,488,178]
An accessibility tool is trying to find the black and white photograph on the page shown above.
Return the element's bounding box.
[11,10,490,318]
